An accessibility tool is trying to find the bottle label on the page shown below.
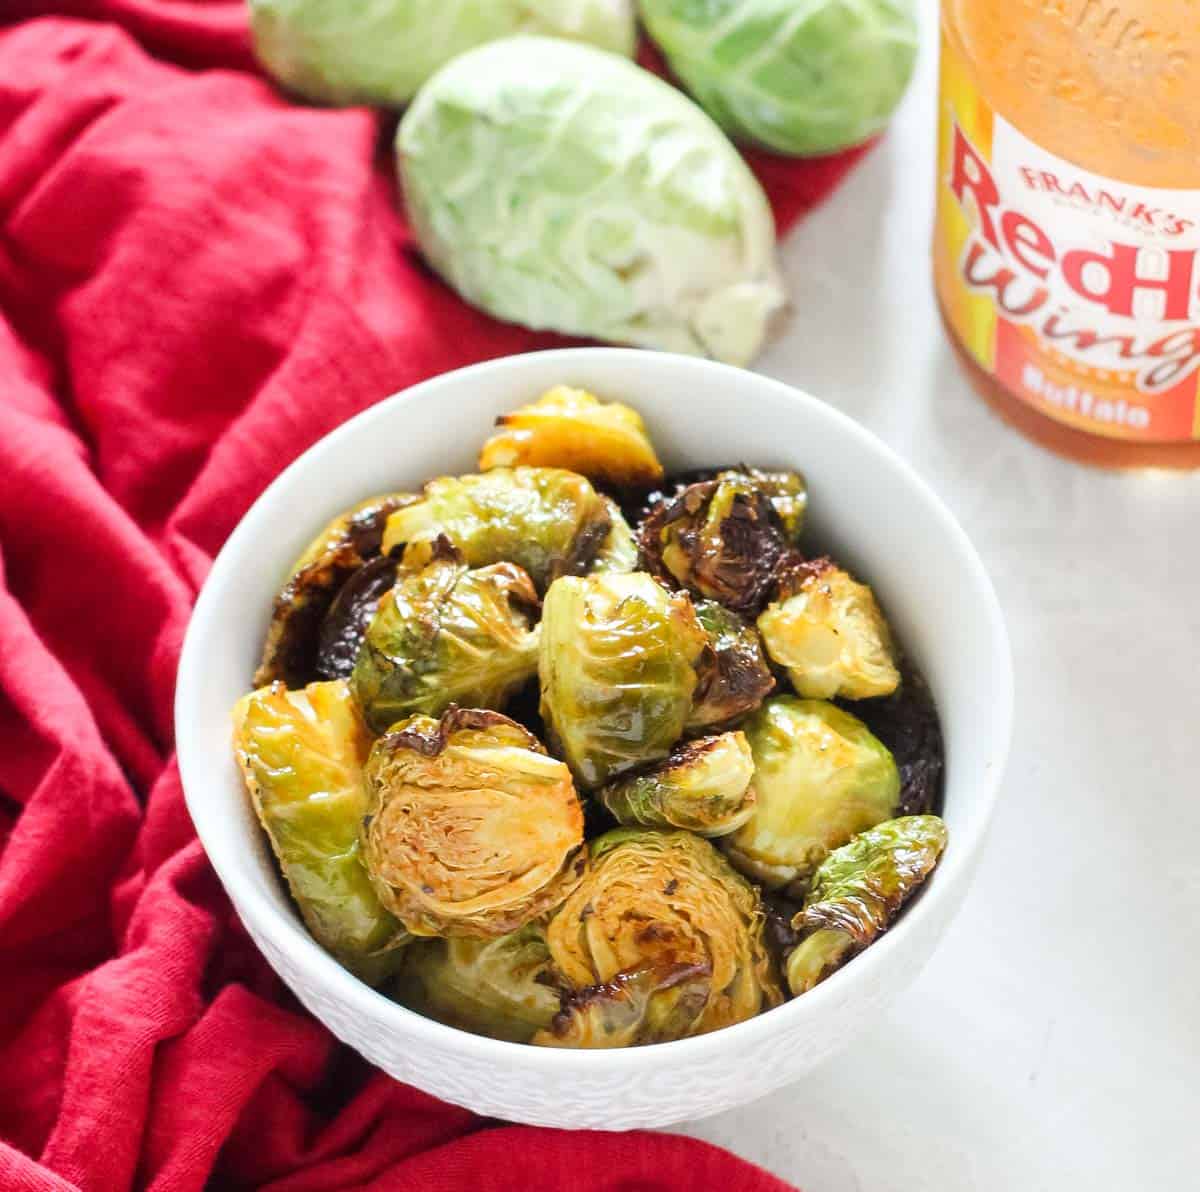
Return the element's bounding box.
[935,32,1200,442]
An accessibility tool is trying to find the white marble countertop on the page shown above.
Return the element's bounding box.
[679,3,1200,1188]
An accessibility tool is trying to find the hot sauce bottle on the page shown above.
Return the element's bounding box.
[935,1,1200,467]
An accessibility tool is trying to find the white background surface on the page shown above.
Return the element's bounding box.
[678,2,1200,1188]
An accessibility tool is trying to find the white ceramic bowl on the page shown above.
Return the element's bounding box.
[176,348,1012,1130]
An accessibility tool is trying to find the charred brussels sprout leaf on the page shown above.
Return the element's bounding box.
[256,493,415,687]
[639,474,786,615]
[535,829,781,1047]
[249,0,636,107]
[382,467,610,593]
[786,815,947,995]
[732,468,807,543]
[724,697,900,891]
[479,387,664,489]
[688,599,775,731]
[315,555,398,681]
[394,923,562,1043]
[599,731,756,837]
[758,559,900,700]
[638,0,918,157]
[589,498,639,575]
[351,538,539,733]
[399,36,785,366]
[232,680,406,984]
[538,572,706,789]
[361,708,587,937]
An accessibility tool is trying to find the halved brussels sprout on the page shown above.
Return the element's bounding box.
[786,815,947,995]
[351,537,539,733]
[538,572,707,789]
[758,559,900,701]
[479,387,664,489]
[381,467,610,593]
[639,474,786,615]
[599,731,756,837]
[535,829,781,1047]
[361,708,587,937]
[232,680,406,984]
[394,923,562,1043]
[724,697,900,891]
[589,498,639,575]
[688,599,775,731]
[249,0,636,107]
[255,492,415,687]
[639,0,919,157]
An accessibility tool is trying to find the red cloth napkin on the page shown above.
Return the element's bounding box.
[0,6,870,1189]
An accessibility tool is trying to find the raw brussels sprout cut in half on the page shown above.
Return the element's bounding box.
[786,815,947,995]
[399,36,786,366]
[249,0,636,107]
[232,680,406,984]
[758,558,900,701]
[638,0,919,156]
[394,923,562,1043]
[351,537,540,733]
[256,492,415,688]
[479,387,664,489]
[535,829,781,1046]
[599,731,757,838]
[381,467,610,593]
[361,708,587,938]
[590,498,640,575]
[724,697,900,891]
[538,571,707,789]
[639,473,788,615]
[688,599,775,731]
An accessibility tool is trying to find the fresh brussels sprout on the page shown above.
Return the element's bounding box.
[599,731,756,837]
[758,559,900,700]
[638,0,919,156]
[639,473,787,615]
[351,537,539,733]
[256,492,414,687]
[361,708,587,937]
[590,498,639,575]
[249,0,636,107]
[381,467,610,593]
[688,599,775,731]
[535,829,781,1046]
[394,923,561,1043]
[232,680,406,983]
[724,697,900,891]
[538,572,707,789]
[479,387,664,489]
[399,36,786,366]
[786,815,947,995]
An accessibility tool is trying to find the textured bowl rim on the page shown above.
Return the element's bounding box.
[176,347,1013,1076]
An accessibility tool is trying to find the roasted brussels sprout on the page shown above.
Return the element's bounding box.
[256,492,414,687]
[786,815,947,995]
[381,467,610,593]
[399,36,785,366]
[315,555,399,681]
[724,697,900,891]
[249,0,636,107]
[734,468,807,543]
[351,538,539,733]
[758,559,900,701]
[639,474,787,615]
[479,387,664,489]
[688,599,775,731]
[361,708,587,937]
[590,498,639,575]
[538,572,707,788]
[232,680,405,983]
[599,731,756,837]
[394,923,561,1043]
[535,829,781,1047]
[638,0,919,157]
